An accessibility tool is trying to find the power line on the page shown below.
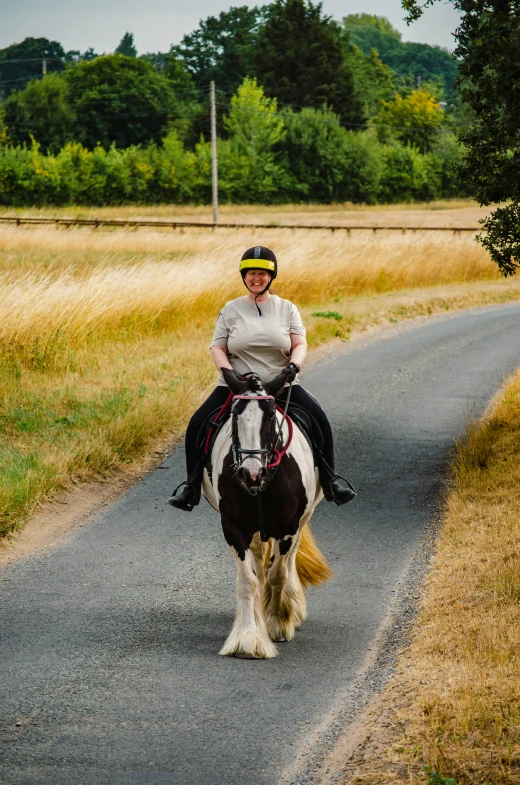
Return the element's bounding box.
[214,98,468,134]
[0,57,63,64]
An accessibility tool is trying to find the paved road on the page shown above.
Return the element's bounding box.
[2,304,520,785]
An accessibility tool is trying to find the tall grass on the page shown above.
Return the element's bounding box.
[0,229,497,369]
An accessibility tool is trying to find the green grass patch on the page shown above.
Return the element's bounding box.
[0,448,57,538]
[311,310,343,321]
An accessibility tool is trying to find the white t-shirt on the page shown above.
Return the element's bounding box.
[210,294,306,386]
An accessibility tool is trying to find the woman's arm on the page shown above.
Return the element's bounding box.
[290,334,307,369]
[210,344,233,372]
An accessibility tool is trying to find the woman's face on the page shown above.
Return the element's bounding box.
[244,269,272,294]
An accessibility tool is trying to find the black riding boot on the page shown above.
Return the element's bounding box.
[317,457,357,506]
[168,464,203,512]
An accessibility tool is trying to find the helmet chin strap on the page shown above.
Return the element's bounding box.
[243,276,272,317]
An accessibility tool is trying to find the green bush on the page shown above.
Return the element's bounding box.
[0,105,468,207]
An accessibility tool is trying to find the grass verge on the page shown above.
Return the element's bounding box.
[344,368,520,784]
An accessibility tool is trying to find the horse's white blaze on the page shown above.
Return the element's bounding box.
[236,400,265,481]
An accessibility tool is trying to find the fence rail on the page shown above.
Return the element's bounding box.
[0,215,482,233]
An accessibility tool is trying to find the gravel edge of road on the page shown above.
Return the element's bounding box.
[280,510,444,785]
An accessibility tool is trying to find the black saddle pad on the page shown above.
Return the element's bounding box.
[276,400,325,454]
[196,406,232,459]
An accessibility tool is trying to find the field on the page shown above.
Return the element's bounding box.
[1,201,520,539]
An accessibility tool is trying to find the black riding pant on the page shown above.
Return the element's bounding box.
[183,385,335,478]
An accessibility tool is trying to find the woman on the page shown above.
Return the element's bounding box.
[168,245,356,511]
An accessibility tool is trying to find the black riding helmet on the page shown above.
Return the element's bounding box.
[240,246,277,316]
[239,245,278,280]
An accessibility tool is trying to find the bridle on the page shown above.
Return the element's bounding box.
[230,389,294,483]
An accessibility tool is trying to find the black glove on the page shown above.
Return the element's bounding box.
[283,362,300,382]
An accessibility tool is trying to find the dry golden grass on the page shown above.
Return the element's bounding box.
[0,227,498,363]
[345,371,520,785]
[0,218,518,539]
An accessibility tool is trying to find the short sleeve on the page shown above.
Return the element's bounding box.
[210,310,229,347]
[289,303,306,337]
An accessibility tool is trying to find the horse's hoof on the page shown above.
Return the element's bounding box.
[272,636,287,643]
[233,651,262,659]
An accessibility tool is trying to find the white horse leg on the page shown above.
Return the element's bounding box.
[264,530,306,643]
[249,531,267,590]
[219,548,278,659]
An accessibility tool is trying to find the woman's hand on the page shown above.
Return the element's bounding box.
[282,363,300,383]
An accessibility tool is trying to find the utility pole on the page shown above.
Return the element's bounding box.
[210,80,218,226]
[42,59,47,76]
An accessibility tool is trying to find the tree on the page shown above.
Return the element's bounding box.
[277,107,358,201]
[402,1,520,275]
[115,33,137,58]
[374,88,445,153]
[3,72,76,152]
[0,111,8,145]
[255,0,363,127]
[64,47,99,64]
[172,6,266,94]
[343,14,402,58]
[224,77,284,152]
[0,37,65,97]
[347,46,395,121]
[64,54,177,149]
[216,77,286,201]
[343,14,459,99]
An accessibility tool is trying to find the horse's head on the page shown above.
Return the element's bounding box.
[222,368,292,492]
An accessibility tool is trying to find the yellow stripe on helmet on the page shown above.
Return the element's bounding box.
[239,259,275,272]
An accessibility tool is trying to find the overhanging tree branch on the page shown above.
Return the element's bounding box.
[402,0,520,275]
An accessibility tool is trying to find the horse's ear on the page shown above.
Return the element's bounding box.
[222,367,248,394]
[264,369,291,398]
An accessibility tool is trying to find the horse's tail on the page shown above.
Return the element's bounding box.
[296,523,333,588]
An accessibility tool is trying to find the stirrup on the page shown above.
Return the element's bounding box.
[167,482,196,512]
[321,472,357,505]
[330,474,357,505]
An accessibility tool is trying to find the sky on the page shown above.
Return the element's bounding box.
[0,0,461,54]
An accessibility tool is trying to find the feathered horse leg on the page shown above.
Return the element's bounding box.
[263,529,306,643]
[219,548,277,659]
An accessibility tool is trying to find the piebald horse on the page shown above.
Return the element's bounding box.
[202,367,332,659]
